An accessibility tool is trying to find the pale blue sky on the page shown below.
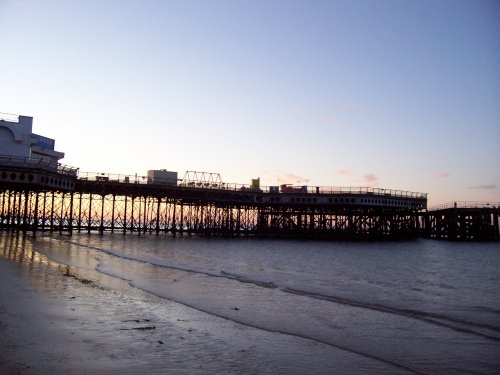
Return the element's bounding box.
[1,0,499,205]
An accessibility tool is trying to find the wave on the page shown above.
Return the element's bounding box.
[60,238,279,289]
[125,278,428,375]
[51,237,500,342]
[219,270,277,289]
[473,305,500,315]
[282,288,500,342]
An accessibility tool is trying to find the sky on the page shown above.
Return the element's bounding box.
[1,0,499,206]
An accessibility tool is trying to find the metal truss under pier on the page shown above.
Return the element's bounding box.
[0,176,427,240]
[3,162,500,241]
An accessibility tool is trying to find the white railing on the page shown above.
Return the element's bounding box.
[0,112,20,122]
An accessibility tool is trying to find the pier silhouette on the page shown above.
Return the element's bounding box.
[0,156,498,240]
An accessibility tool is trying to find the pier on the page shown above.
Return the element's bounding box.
[2,112,499,241]
[0,157,431,240]
[1,156,499,241]
[425,202,500,241]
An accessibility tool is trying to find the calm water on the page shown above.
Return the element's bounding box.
[2,233,500,374]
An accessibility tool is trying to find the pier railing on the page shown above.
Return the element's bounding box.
[0,155,79,177]
[429,201,500,211]
[78,172,426,199]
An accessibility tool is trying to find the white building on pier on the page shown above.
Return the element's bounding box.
[0,113,64,164]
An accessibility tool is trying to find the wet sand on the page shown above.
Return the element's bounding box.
[0,253,193,374]
[0,248,279,374]
[0,233,371,375]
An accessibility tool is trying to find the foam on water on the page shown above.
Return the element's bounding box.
[31,233,500,374]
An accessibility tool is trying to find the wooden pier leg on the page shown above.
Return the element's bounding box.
[50,191,55,232]
[33,191,39,235]
[494,212,499,240]
[59,192,65,234]
[178,201,183,236]
[111,194,115,233]
[136,197,141,236]
[41,191,47,232]
[22,191,29,232]
[99,194,105,234]
[236,208,241,236]
[87,193,92,234]
[172,199,177,236]
[123,196,128,234]
[77,193,82,232]
[130,197,135,233]
[155,197,161,235]
[142,197,148,234]
[0,191,5,229]
[16,190,23,231]
[6,191,12,230]
[68,192,74,235]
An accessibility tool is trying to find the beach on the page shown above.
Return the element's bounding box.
[0,240,293,375]
[0,241,233,375]
[0,233,367,375]
[1,232,499,374]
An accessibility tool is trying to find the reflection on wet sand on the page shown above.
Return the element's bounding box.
[1,232,392,375]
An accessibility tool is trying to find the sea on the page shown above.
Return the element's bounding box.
[1,232,499,374]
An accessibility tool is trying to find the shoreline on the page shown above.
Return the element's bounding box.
[0,233,373,375]
[0,250,173,374]
[3,232,497,374]
[0,235,269,375]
